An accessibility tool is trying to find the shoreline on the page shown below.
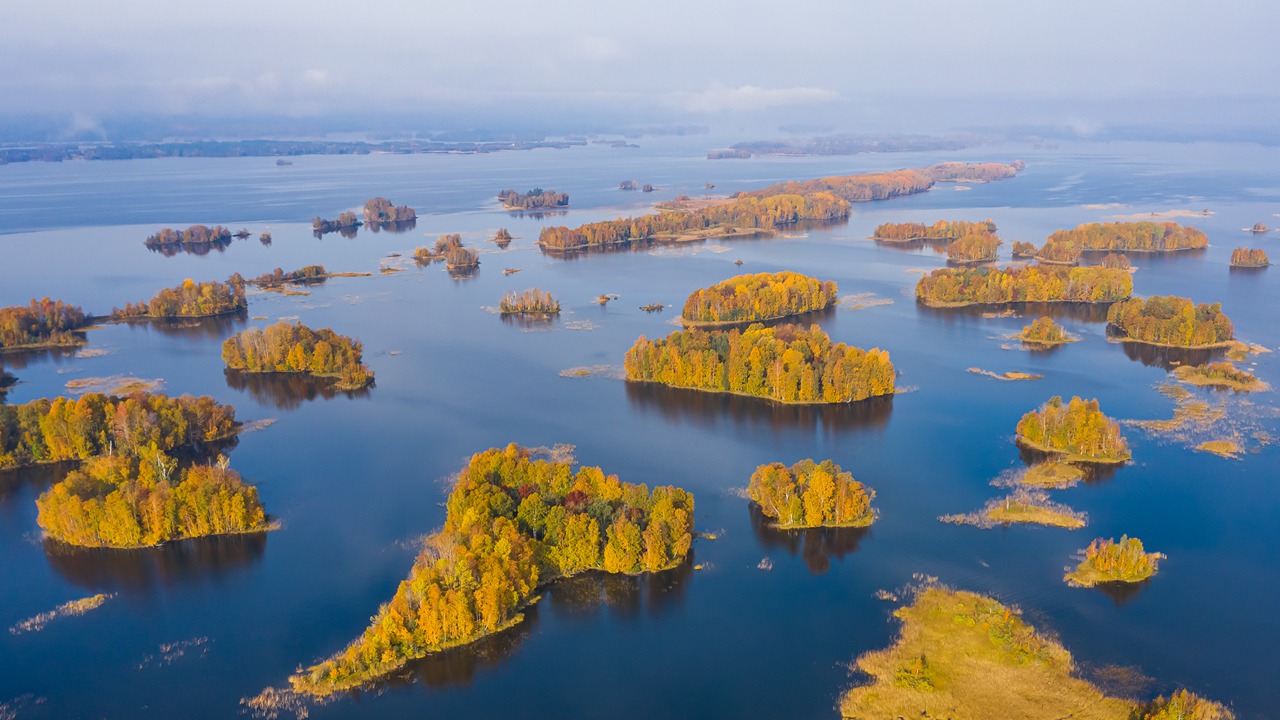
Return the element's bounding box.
[680,301,836,329]
[623,378,892,406]
[1106,333,1235,351]
[1014,435,1130,464]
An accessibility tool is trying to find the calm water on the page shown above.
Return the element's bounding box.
[1,139,1278,719]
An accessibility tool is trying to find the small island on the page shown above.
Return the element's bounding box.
[247,265,328,288]
[619,180,637,190]
[491,228,513,247]
[1042,221,1209,260]
[946,232,1001,264]
[289,444,694,696]
[37,453,269,548]
[625,323,895,404]
[915,264,1132,307]
[1230,247,1269,268]
[680,271,837,326]
[362,197,416,225]
[871,219,997,243]
[839,586,1231,719]
[221,321,373,390]
[1011,240,1038,259]
[1014,316,1077,346]
[113,276,246,319]
[497,187,568,210]
[747,458,876,529]
[1015,395,1130,463]
[1172,361,1268,392]
[1064,535,1164,587]
[0,298,89,351]
[942,489,1087,529]
[144,224,233,251]
[499,288,560,315]
[1106,295,1234,348]
[415,234,480,271]
[311,211,361,235]
[1250,222,1269,233]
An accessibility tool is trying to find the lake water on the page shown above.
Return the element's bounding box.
[1,137,1278,719]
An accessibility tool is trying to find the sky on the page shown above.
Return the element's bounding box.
[3,0,1279,138]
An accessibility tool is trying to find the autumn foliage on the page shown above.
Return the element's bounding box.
[1230,248,1269,267]
[624,323,895,404]
[0,298,88,349]
[498,187,568,209]
[1011,240,1038,258]
[748,458,876,529]
[36,453,268,548]
[681,271,837,324]
[873,219,997,242]
[499,289,560,315]
[1015,396,1130,462]
[947,233,1001,263]
[1106,295,1234,347]
[744,169,935,203]
[114,276,246,319]
[1064,535,1162,587]
[247,265,328,287]
[0,392,238,469]
[915,265,1133,306]
[291,444,694,696]
[1042,221,1208,260]
[221,321,373,390]
[1134,690,1235,720]
[144,224,232,248]
[1018,316,1069,344]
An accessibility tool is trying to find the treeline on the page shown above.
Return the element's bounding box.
[0,298,89,349]
[743,169,935,203]
[144,224,232,248]
[291,444,694,696]
[1106,295,1234,348]
[538,192,848,252]
[872,219,997,242]
[947,233,1000,263]
[681,271,837,324]
[915,264,1133,306]
[0,392,238,470]
[748,458,876,529]
[222,321,373,390]
[924,160,1024,181]
[363,197,416,225]
[498,188,568,209]
[1040,221,1208,263]
[1015,396,1130,462]
[36,454,268,548]
[113,276,246,319]
[1230,248,1269,267]
[312,211,361,234]
[499,289,560,315]
[624,323,895,404]
[248,265,328,287]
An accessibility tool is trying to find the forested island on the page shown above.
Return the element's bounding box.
[946,232,1001,264]
[0,298,89,350]
[747,459,876,529]
[680,271,837,326]
[1015,396,1130,463]
[36,454,268,548]
[1230,248,1269,267]
[1064,536,1163,587]
[362,197,416,225]
[499,289,560,315]
[1173,361,1268,392]
[624,323,895,404]
[312,211,361,235]
[1038,221,1209,264]
[915,265,1133,307]
[839,586,1231,719]
[290,444,695,696]
[491,228,513,247]
[497,188,568,210]
[0,392,238,470]
[1011,240,1038,258]
[221,321,373,390]
[1015,316,1076,346]
[415,234,480,270]
[1106,296,1234,348]
[872,219,996,242]
[144,224,233,252]
[113,276,247,319]
[1100,252,1131,269]
[247,265,329,288]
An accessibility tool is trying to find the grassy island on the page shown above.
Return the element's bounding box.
[290,444,694,696]
[915,264,1132,307]
[363,197,416,225]
[1011,240,1038,258]
[0,298,89,351]
[840,586,1230,719]
[1230,248,1269,268]
[946,232,1001,264]
[942,489,1087,529]
[37,453,268,548]
[222,321,373,390]
[1042,221,1209,261]
[0,392,238,470]
[1022,461,1086,488]
[1016,396,1130,463]
[872,219,996,243]
[498,187,568,210]
[144,224,233,250]
[625,323,895,404]
[1173,362,1268,392]
[113,276,246,319]
[1015,316,1077,346]
[1064,535,1163,587]
[680,271,837,326]
[748,458,875,529]
[499,288,560,315]
[1106,295,1234,348]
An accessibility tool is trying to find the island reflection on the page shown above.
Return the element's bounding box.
[44,531,267,594]
[748,504,869,575]
[625,382,892,436]
[224,369,372,410]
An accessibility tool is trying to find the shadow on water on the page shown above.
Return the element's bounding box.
[224,369,372,411]
[498,313,557,331]
[0,368,15,402]
[146,238,237,257]
[313,226,360,240]
[1114,338,1224,370]
[1015,446,1124,485]
[625,382,892,437]
[748,504,869,575]
[873,237,950,254]
[366,219,418,234]
[44,531,267,594]
[384,558,692,692]
[916,301,1113,324]
[137,310,249,341]
[0,345,79,370]
[1093,578,1151,606]
[0,462,76,506]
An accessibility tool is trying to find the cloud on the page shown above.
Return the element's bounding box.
[671,84,841,113]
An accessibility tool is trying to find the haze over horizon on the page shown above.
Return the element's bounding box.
[4,0,1279,141]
